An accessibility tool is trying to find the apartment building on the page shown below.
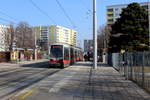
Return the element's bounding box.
[107,2,149,26]
[0,25,10,51]
[33,25,77,49]
[33,26,49,46]
[84,40,93,53]
[49,25,77,46]
[70,29,77,46]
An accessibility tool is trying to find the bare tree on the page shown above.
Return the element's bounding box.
[5,24,15,51]
[15,22,34,49]
[104,26,111,48]
[97,25,111,51]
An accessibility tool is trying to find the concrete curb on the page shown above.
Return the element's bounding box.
[0,59,49,68]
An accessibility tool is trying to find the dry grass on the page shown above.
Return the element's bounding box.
[130,66,150,73]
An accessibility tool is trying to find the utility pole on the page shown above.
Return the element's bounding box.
[148,1,150,50]
[93,0,97,69]
[34,28,37,60]
[48,27,50,55]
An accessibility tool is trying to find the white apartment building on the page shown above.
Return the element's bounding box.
[49,25,77,46]
[33,25,77,50]
[0,25,10,51]
[107,2,149,26]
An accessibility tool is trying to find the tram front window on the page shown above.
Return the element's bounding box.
[50,46,63,58]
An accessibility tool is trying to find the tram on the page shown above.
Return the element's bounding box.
[49,43,83,68]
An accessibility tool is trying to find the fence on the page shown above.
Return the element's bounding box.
[109,52,150,92]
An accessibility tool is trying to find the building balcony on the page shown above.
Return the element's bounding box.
[107,11,113,15]
[107,16,113,20]
[107,22,114,25]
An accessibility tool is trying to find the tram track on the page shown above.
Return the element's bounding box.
[0,69,47,88]
[0,67,61,100]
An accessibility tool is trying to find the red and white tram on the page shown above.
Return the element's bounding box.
[49,43,83,68]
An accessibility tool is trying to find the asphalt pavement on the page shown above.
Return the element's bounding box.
[8,62,150,100]
[0,60,61,100]
[0,59,49,68]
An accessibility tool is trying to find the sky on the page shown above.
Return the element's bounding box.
[0,0,148,47]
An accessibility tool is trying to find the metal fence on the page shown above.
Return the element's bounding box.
[110,52,150,92]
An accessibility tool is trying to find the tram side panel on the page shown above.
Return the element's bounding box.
[70,47,74,65]
[63,47,70,67]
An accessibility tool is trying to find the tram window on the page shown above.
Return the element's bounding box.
[70,48,74,58]
[75,50,77,57]
[50,45,63,58]
[64,48,69,60]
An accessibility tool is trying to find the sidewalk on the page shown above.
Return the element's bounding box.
[0,59,49,68]
[11,62,150,100]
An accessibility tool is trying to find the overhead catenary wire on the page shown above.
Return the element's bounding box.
[0,17,16,24]
[81,0,92,14]
[29,0,56,24]
[55,0,77,28]
[79,0,92,21]
[0,10,18,22]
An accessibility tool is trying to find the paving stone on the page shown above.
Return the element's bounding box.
[18,62,150,100]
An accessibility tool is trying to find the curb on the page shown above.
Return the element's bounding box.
[0,60,49,68]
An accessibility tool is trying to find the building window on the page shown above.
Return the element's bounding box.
[108,19,113,22]
[107,8,113,12]
[115,8,119,11]
[107,14,113,17]
[115,13,120,17]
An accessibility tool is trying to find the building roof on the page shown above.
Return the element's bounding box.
[107,2,149,8]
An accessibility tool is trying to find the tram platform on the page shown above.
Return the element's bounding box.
[11,62,150,100]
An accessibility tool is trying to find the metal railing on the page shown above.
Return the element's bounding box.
[109,52,150,92]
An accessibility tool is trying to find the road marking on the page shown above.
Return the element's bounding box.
[17,89,34,100]
[1,69,60,100]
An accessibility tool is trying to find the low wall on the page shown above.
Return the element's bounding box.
[0,52,10,62]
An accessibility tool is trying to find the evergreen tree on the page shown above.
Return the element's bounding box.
[109,3,149,52]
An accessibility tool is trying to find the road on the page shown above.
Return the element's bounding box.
[7,62,150,100]
[0,63,61,100]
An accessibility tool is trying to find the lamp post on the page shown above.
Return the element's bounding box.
[34,28,37,60]
[93,0,97,69]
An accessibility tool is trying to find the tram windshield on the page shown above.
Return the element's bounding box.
[50,45,63,58]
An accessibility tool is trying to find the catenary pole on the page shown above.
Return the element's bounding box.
[148,1,150,50]
[93,0,97,69]
[34,28,37,60]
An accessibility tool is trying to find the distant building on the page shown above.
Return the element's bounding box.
[107,2,149,26]
[84,40,93,53]
[49,25,77,46]
[70,29,77,46]
[76,40,82,48]
[33,25,77,51]
[33,26,48,45]
[33,26,49,51]
[0,25,10,51]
